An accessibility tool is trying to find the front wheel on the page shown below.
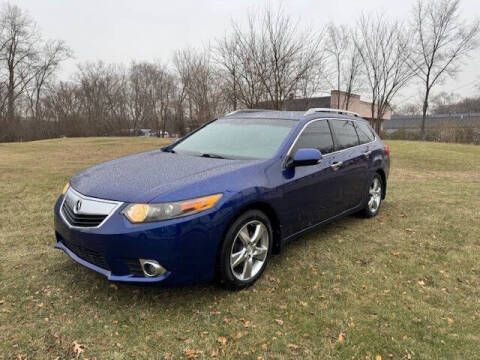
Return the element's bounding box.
[218,210,273,289]
[360,174,383,218]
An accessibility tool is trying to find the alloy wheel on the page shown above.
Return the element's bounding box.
[230,220,269,281]
[368,177,382,213]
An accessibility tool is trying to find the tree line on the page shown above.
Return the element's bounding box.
[0,0,478,142]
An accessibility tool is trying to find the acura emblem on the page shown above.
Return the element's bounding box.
[75,199,82,212]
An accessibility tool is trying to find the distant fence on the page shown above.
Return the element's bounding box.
[383,113,480,144]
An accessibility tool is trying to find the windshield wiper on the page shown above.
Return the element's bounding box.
[201,153,227,159]
[163,148,176,153]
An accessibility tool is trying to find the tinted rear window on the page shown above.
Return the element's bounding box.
[292,120,334,154]
[330,120,359,151]
[355,121,375,144]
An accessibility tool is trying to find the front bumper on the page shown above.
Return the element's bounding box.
[53,195,233,285]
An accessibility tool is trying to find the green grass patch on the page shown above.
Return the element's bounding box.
[0,138,479,359]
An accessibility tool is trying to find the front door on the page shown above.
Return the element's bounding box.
[280,119,338,235]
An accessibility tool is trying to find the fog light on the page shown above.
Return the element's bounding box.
[139,259,166,277]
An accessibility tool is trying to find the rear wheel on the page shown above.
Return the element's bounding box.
[360,174,383,218]
[218,210,272,289]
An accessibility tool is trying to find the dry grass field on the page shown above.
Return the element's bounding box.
[0,137,479,359]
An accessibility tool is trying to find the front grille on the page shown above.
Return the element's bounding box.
[62,238,110,271]
[126,259,144,276]
[62,201,107,227]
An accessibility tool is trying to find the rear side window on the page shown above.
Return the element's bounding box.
[329,120,359,151]
[354,121,375,144]
[292,120,334,154]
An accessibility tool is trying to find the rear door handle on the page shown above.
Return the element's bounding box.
[331,161,343,170]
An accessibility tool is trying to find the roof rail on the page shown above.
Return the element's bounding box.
[225,109,272,116]
[304,108,359,117]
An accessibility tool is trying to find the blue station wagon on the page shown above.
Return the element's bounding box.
[54,108,390,288]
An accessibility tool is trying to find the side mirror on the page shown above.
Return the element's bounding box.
[285,148,322,168]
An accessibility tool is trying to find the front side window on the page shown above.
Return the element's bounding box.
[354,121,375,144]
[172,118,296,160]
[330,120,359,151]
[291,120,334,155]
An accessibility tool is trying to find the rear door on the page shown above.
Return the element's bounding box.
[328,119,368,212]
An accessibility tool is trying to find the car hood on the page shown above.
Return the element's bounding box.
[70,150,254,203]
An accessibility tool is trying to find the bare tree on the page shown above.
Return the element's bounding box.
[218,5,325,110]
[75,61,129,135]
[354,14,414,132]
[0,4,71,141]
[128,61,176,136]
[174,47,225,128]
[215,35,242,110]
[225,21,267,109]
[255,6,324,109]
[325,23,363,109]
[0,4,39,138]
[409,0,479,137]
[25,39,72,122]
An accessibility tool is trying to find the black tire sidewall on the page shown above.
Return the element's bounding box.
[218,210,273,289]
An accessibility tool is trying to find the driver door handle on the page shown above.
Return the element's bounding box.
[331,161,343,170]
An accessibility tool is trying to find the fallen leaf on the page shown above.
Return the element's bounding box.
[299,301,307,307]
[376,355,382,360]
[287,343,299,350]
[110,284,118,290]
[261,343,268,351]
[418,280,425,287]
[337,332,346,343]
[243,320,250,328]
[184,349,203,359]
[217,336,227,345]
[275,319,284,326]
[447,317,454,324]
[72,341,84,358]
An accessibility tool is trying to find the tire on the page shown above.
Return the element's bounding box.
[360,174,383,218]
[218,210,273,289]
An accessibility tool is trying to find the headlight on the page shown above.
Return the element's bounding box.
[122,194,223,223]
[62,182,70,194]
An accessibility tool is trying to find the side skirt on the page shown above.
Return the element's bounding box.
[278,203,364,250]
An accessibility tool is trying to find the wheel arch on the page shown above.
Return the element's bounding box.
[376,168,387,199]
[217,201,283,262]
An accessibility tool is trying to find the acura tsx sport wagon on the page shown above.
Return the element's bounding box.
[54,108,390,289]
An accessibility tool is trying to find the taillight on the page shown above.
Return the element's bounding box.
[384,145,390,155]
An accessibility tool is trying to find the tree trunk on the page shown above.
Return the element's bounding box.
[421,88,430,139]
[7,66,15,131]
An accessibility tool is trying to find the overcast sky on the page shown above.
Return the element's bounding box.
[9,0,480,104]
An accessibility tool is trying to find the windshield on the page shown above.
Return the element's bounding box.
[171,118,296,159]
